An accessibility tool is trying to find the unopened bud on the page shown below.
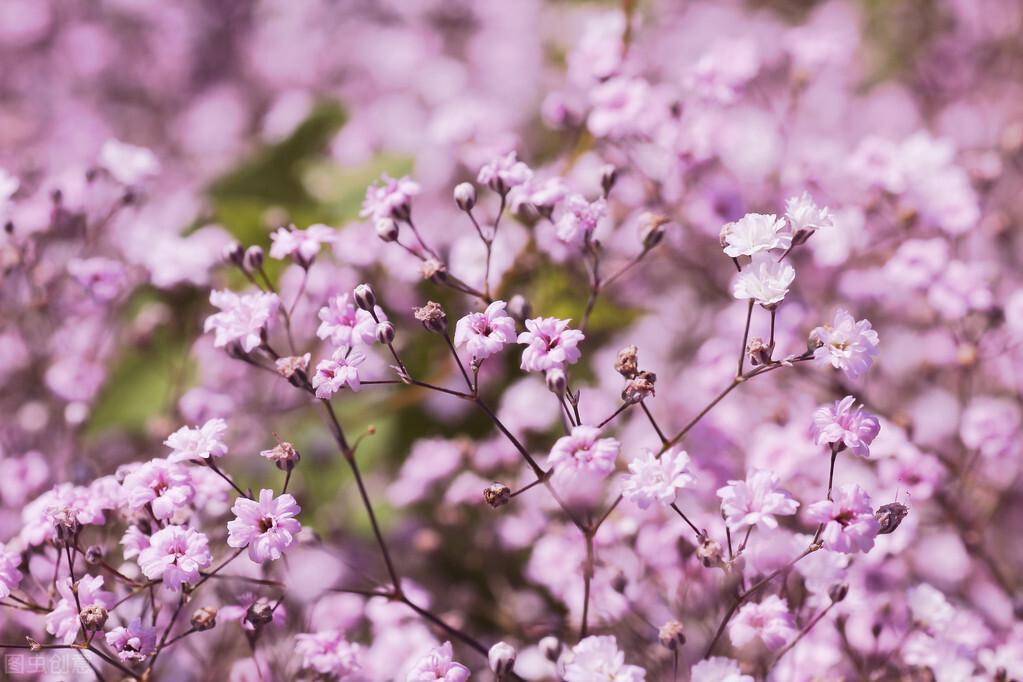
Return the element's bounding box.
[454,182,477,211]
[243,245,264,271]
[829,584,849,603]
[376,321,396,345]
[375,218,399,243]
[483,482,511,509]
[222,241,244,267]
[874,502,909,535]
[414,301,447,334]
[506,294,532,320]
[746,337,773,366]
[353,284,376,311]
[658,620,686,650]
[539,636,561,662]
[488,641,517,676]
[191,606,218,631]
[84,545,104,565]
[80,605,108,631]
[545,368,567,397]
[614,345,639,379]
[611,571,627,593]
[600,164,618,196]
[639,212,669,250]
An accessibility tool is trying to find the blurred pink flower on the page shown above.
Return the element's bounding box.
[729,595,796,651]
[406,641,470,682]
[227,489,302,563]
[806,484,879,553]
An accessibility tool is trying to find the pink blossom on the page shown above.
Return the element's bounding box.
[295,630,364,679]
[508,176,569,213]
[810,396,881,457]
[907,584,955,632]
[269,223,335,264]
[731,253,795,308]
[227,489,302,563]
[316,293,379,348]
[68,257,129,301]
[721,213,790,258]
[587,76,653,139]
[517,317,584,372]
[361,174,420,221]
[406,641,470,682]
[564,635,646,682]
[548,425,620,479]
[622,448,694,509]
[98,138,160,185]
[312,348,365,398]
[120,526,150,560]
[122,458,195,520]
[959,396,1021,459]
[729,595,797,651]
[554,194,607,247]
[477,151,532,193]
[717,469,799,531]
[105,619,157,662]
[810,309,879,379]
[21,484,108,547]
[453,301,517,361]
[0,543,22,599]
[164,418,229,463]
[690,657,754,682]
[45,575,114,645]
[784,192,834,236]
[806,484,880,553]
[138,526,213,591]
[204,289,280,353]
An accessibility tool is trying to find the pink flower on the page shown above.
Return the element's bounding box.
[316,293,379,348]
[477,152,533,193]
[105,619,157,662]
[622,448,694,509]
[227,489,302,563]
[564,635,646,682]
[164,418,229,463]
[810,396,880,457]
[517,317,584,372]
[554,194,607,247]
[784,192,834,236]
[120,526,150,560]
[360,174,420,221]
[295,630,364,679]
[690,657,754,682]
[587,76,653,139]
[98,138,160,185]
[138,526,213,591]
[269,223,335,264]
[721,213,790,258]
[960,396,1021,459]
[717,469,799,531]
[406,641,470,682]
[508,176,569,212]
[45,575,114,645]
[68,257,129,302]
[548,425,620,479]
[453,301,517,361]
[907,584,955,632]
[312,349,365,398]
[0,543,22,599]
[809,309,879,379]
[805,484,880,554]
[731,253,795,308]
[729,595,796,651]
[20,484,108,547]
[122,458,195,520]
[204,289,280,353]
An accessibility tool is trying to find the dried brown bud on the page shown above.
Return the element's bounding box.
[875,502,909,535]
[746,336,773,367]
[696,534,723,568]
[414,301,448,334]
[614,345,639,379]
[419,258,447,283]
[622,371,656,405]
[53,508,80,548]
[191,606,218,631]
[261,442,300,471]
[483,482,512,509]
[658,620,686,650]
[275,354,310,379]
[244,600,275,629]
[80,605,109,631]
[638,212,669,250]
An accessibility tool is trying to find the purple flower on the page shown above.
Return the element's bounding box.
[564,635,646,682]
[517,317,584,372]
[138,526,213,591]
[622,448,694,509]
[269,223,335,264]
[406,641,470,682]
[122,458,195,520]
[312,348,365,398]
[554,194,607,247]
[548,425,620,479]
[105,619,157,662]
[729,595,796,651]
[810,396,881,457]
[717,469,799,531]
[164,418,229,463]
[227,489,302,563]
[295,630,363,679]
[453,301,517,361]
[0,543,22,599]
[316,293,379,348]
[810,309,879,379]
[45,575,114,645]
[477,151,533,193]
[361,174,420,221]
[806,484,880,554]
[204,289,280,353]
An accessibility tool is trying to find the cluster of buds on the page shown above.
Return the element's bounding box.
[615,345,657,404]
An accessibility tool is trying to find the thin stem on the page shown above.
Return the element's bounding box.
[597,402,632,429]
[737,300,754,376]
[206,459,251,500]
[770,600,838,666]
[580,534,595,638]
[444,334,474,392]
[640,401,668,445]
[827,447,839,501]
[669,503,702,539]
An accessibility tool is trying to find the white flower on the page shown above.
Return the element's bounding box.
[721,213,790,258]
[785,192,834,235]
[907,584,954,632]
[564,635,646,682]
[717,469,799,531]
[622,448,694,509]
[98,139,160,185]
[732,253,795,307]
[0,168,19,203]
[691,657,754,682]
[164,418,229,463]
[809,309,879,379]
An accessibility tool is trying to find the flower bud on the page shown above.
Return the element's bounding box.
[874,502,909,535]
[600,164,618,196]
[658,620,686,650]
[353,284,376,311]
[611,571,627,593]
[375,218,400,243]
[539,636,561,662]
[244,601,274,629]
[614,345,639,379]
[506,294,532,320]
[545,368,567,397]
[419,258,447,283]
[488,641,517,676]
[376,321,396,345]
[829,584,849,603]
[84,545,104,565]
[243,245,264,271]
[639,212,669,250]
[80,605,109,631]
[222,241,244,267]
[483,482,511,509]
[53,509,80,548]
[746,336,773,367]
[453,182,477,211]
[696,534,723,568]
[414,301,448,334]
[191,606,218,631]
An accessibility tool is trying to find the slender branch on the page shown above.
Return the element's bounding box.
[737,301,754,377]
